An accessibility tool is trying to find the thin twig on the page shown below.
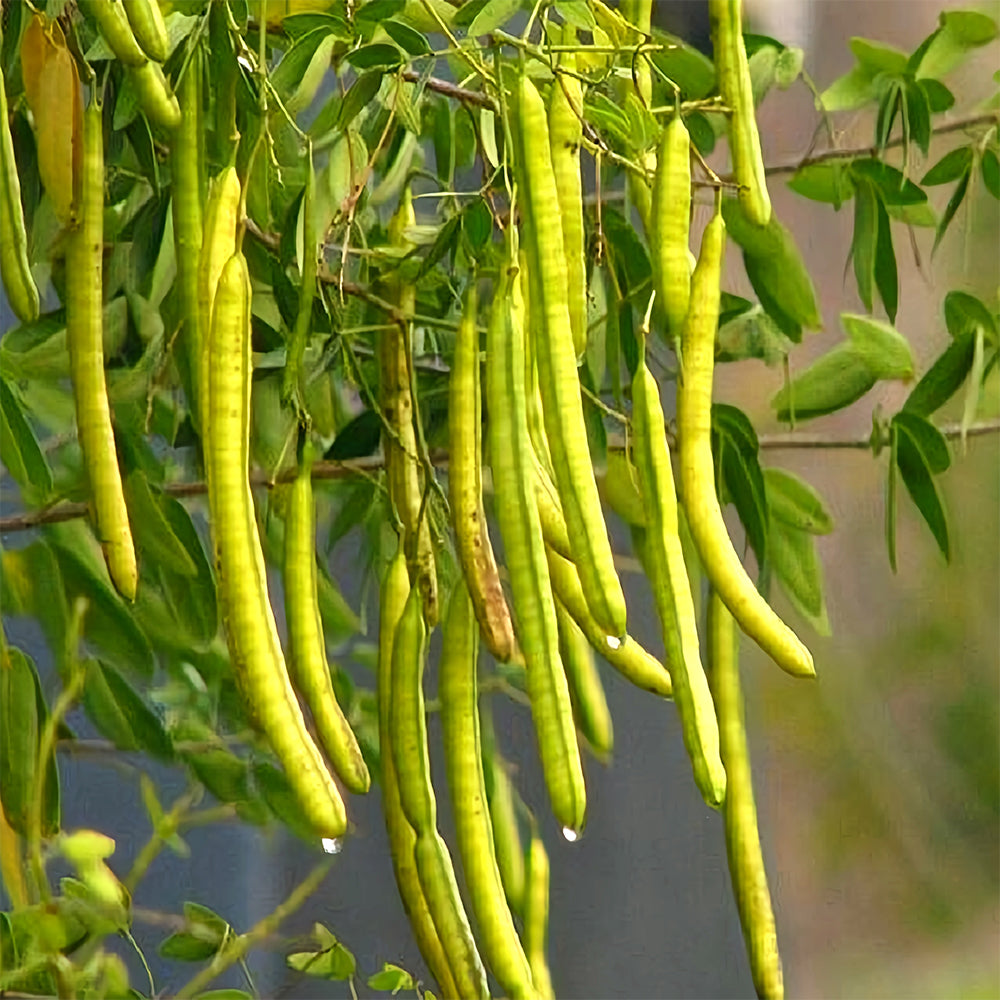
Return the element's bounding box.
[174,859,333,999]
[2,422,996,535]
[761,111,999,178]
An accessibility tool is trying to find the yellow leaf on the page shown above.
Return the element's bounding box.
[20,15,83,225]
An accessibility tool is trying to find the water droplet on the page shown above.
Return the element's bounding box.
[321,837,342,855]
[605,635,621,651]
[561,826,580,843]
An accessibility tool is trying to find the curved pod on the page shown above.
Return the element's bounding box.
[67,98,137,601]
[285,443,370,795]
[677,210,814,679]
[206,251,346,839]
[515,75,627,641]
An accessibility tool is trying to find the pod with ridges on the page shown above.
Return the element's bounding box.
[0,67,40,324]
[487,229,586,836]
[67,98,137,601]
[545,545,673,699]
[522,833,556,1000]
[677,208,814,679]
[651,113,692,343]
[377,550,459,998]
[710,0,771,226]
[515,73,627,641]
[555,599,614,760]
[78,0,147,66]
[440,579,536,1000]
[122,0,169,63]
[632,337,726,807]
[285,437,370,795]
[707,589,784,1000]
[206,251,346,839]
[449,285,516,662]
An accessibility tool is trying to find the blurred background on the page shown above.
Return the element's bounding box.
[2,1,998,998]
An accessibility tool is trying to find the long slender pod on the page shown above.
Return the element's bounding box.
[67,97,137,601]
[122,0,169,63]
[555,599,614,760]
[197,166,241,450]
[709,0,771,226]
[487,230,586,836]
[547,46,588,360]
[632,337,726,807]
[0,62,40,324]
[77,0,147,65]
[376,551,459,998]
[522,833,556,1000]
[285,438,370,795]
[390,586,489,999]
[481,706,526,917]
[515,74,627,641]
[707,590,784,999]
[449,285,516,662]
[440,579,537,1000]
[651,113,692,343]
[381,187,438,625]
[206,252,346,839]
[545,545,673,699]
[677,208,814,679]
[170,40,204,431]
[128,60,181,130]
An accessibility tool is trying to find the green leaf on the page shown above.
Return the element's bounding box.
[368,962,416,993]
[81,660,173,760]
[904,78,931,156]
[287,937,357,980]
[850,158,927,205]
[893,410,950,473]
[932,164,971,254]
[337,71,383,130]
[0,376,52,504]
[772,343,877,422]
[272,29,338,117]
[774,45,804,89]
[158,902,230,962]
[125,472,198,577]
[820,64,880,112]
[944,290,999,343]
[842,314,915,380]
[903,330,977,416]
[316,556,362,643]
[355,0,406,27]
[883,199,936,228]
[327,409,381,460]
[874,78,902,151]
[893,413,950,561]
[916,9,999,81]
[851,179,878,312]
[721,199,822,339]
[382,19,430,55]
[716,305,794,365]
[345,43,403,71]
[1,542,69,670]
[762,468,834,534]
[786,160,855,206]
[454,0,489,28]
[185,748,252,805]
[766,518,830,634]
[712,404,768,566]
[468,0,521,37]
[921,145,973,185]
[603,206,652,304]
[982,148,1000,199]
[194,991,254,1000]
[873,194,898,322]
[0,648,42,835]
[417,214,461,279]
[850,37,909,75]
[886,421,899,571]
[917,77,955,112]
[46,522,154,677]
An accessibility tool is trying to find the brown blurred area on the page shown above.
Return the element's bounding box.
[710,1,1000,996]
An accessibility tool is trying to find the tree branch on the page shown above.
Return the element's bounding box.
[1,424,996,534]
[762,111,999,178]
